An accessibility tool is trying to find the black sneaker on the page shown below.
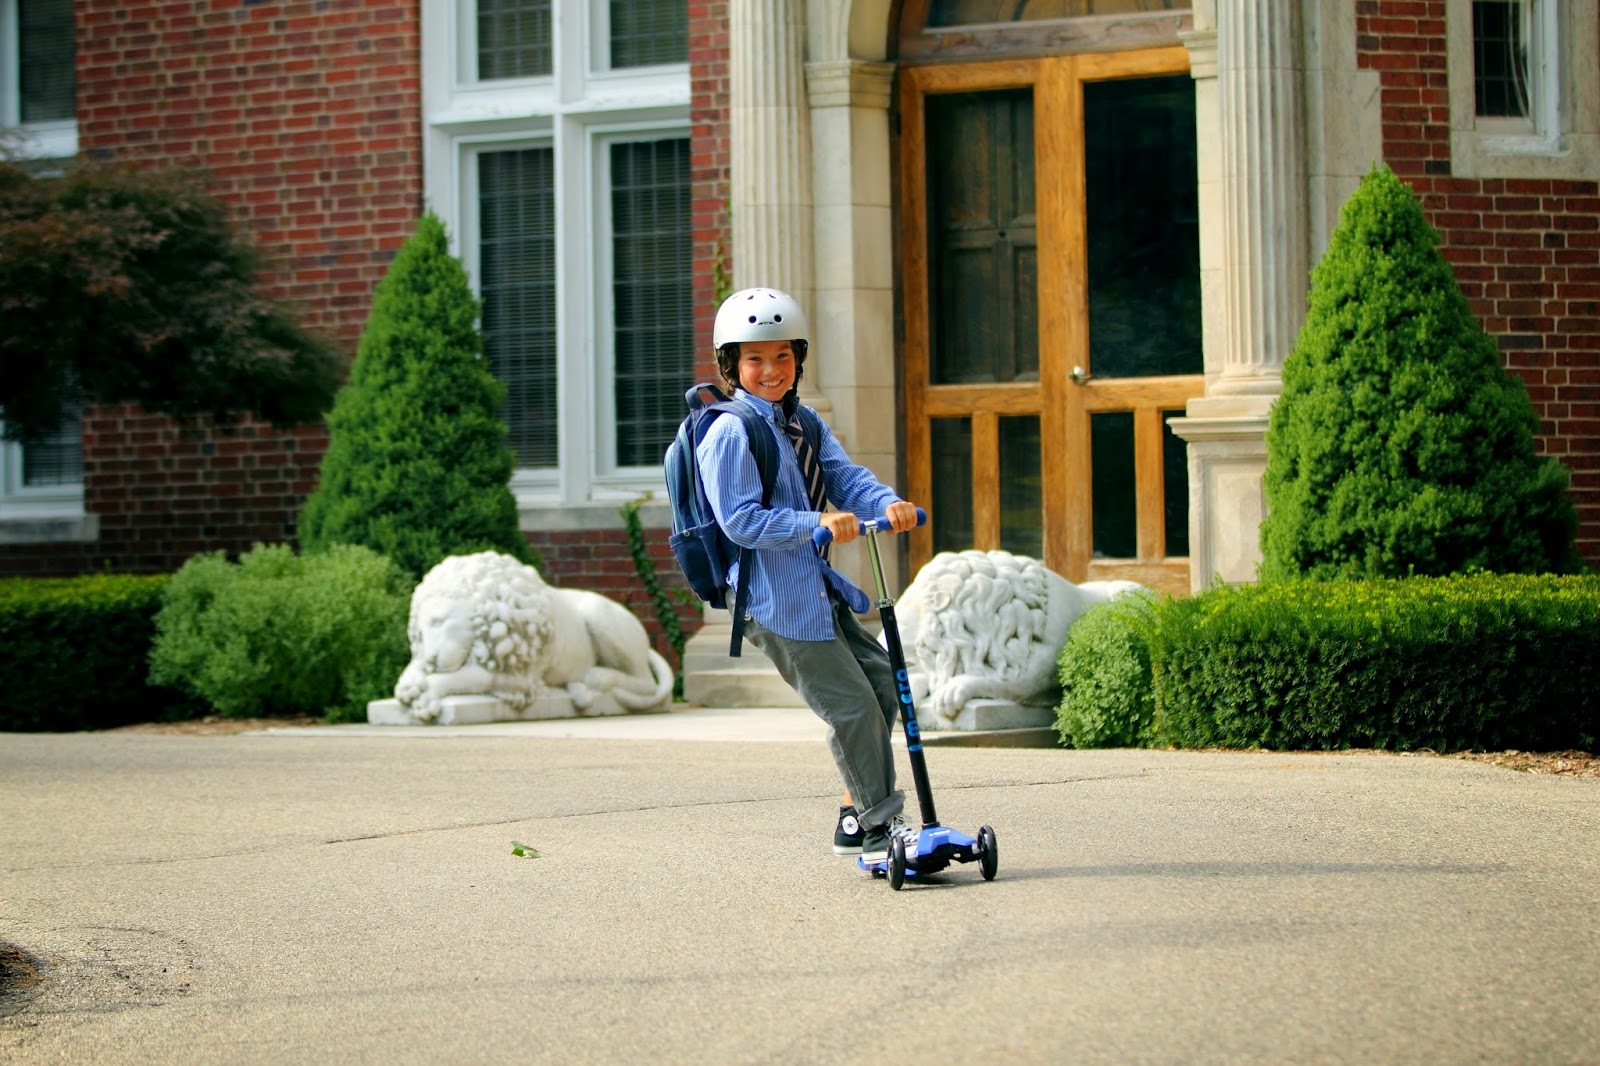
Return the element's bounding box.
[833,806,864,855]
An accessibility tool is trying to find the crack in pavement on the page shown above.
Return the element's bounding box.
[3,772,1149,869]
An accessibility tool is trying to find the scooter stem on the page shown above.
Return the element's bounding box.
[861,525,940,828]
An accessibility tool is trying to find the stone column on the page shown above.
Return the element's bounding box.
[1169,0,1310,590]
[686,0,826,709]
[804,57,901,610]
[729,0,822,397]
[1213,0,1309,398]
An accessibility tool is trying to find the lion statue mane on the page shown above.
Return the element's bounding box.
[889,549,1141,723]
[393,551,673,722]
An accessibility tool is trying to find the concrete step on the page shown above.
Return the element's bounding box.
[681,617,804,708]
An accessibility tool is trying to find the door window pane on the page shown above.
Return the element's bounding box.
[610,1,687,68]
[479,147,557,469]
[1091,411,1135,559]
[1083,75,1200,379]
[999,415,1042,559]
[926,89,1038,385]
[478,0,552,80]
[928,1,1188,24]
[611,138,692,467]
[1162,409,1188,557]
[931,417,974,554]
[19,0,75,122]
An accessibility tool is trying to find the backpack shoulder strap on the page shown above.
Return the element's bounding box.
[695,397,781,658]
[706,401,780,505]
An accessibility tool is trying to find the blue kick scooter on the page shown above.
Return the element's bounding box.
[815,510,998,890]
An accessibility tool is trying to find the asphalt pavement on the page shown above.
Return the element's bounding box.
[2,706,1598,1064]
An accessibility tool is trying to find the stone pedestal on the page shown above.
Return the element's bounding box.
[935,698,1056,733]
[366,691,635,726]
[1167,405,1271,590]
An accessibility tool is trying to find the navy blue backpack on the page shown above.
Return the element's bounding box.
[665,382,822,657]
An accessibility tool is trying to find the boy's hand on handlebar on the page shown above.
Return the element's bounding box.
[885,500,921,533]
[820,511,859,546]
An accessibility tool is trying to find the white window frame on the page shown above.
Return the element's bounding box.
[0,424,86,528]
[0,0,78,161]
[421,0,690,513]
[1448,0,1600,178]
[590,122,694,485]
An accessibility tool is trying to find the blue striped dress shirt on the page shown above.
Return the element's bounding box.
[697,389,902,641]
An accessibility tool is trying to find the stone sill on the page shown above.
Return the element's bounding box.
[0,514,100,545]
[517,499,672,534]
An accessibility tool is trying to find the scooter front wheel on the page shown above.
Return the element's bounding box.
[978,825,998,881]
[888,836,907,891]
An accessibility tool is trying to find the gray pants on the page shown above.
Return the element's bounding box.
[743,599,906,829]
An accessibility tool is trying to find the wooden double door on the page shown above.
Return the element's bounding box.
[900,47,1202,594]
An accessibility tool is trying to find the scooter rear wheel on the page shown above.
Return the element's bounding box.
[888,836,907,891]
[978,825,998,881]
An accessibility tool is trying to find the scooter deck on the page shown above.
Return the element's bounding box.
[857,824,981,878]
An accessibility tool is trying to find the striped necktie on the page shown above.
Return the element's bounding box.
[782,414,829,557]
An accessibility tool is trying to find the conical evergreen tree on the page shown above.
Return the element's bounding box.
[1260,164,1579,581]
[298,213,532,579]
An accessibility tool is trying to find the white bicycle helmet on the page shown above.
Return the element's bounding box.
[712,287,809,349]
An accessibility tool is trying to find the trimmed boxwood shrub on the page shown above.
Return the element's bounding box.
[148,543,412,722]
[1260,164,1580,580]
[297,212,534,580]
[0,574,201,732]
[1055,590,1161,748]
[1151,574,1600,753]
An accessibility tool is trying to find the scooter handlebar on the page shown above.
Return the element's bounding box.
[812,507,926,549]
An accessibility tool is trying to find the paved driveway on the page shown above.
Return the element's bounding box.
[2,724,1597,1064]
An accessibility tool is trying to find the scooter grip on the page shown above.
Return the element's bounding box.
[812,507,927,549]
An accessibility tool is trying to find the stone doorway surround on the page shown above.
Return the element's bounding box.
[685,0,1384,706]
[1169,0,1381,590]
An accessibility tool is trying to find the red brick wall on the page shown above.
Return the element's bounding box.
[0,0,425,578]
[75,0,423,333]
[4,0,727,665]
[1357,0,1600,566]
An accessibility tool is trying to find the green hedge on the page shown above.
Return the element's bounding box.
[0,574,200,732]
[1056,590,1161,748]
[148,543,411,722]
[1151,574,1600,753]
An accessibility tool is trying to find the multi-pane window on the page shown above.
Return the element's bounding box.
[2,0,80,516]
[1,406,83,515]
[477,0,551,80]
[608,1,687,69]
[1448,0,1597,179]
[1,0,77,158]
[1473,0,1530,118]
[17,0,72,121]
[1451,0,1600,182]
[610,138,693,467]
[20,414,82,486]
[424,0,690,504]
[478,147,558,469]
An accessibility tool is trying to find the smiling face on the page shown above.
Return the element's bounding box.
[736,339,798,403]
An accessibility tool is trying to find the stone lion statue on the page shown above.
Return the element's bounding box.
[889,549,1141,724]
[392,551,673,722]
